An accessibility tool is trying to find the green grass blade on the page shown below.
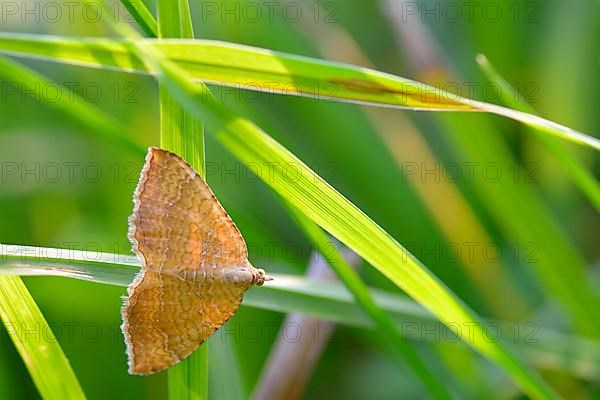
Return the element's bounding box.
[0,34,474,110]
[476,54,600,211]
[0,33,597,150]
[168,351,208,400]
[0,275,86,400]
[151,0,207,398]
[1,245,598,383]
[120,0,157,38]
[157,0,192,38]
[207,337,245,400]
[285,204,452,398]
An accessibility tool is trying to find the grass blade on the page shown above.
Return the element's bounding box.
[285,204,452,398]
[120,0,157,38]
[168,352,208,400]
[476,54,600,211]
[0,33,597,150]
[0,275,86,399]
[208,337,245,400]
[1,245,598,383]
[157,0,192,38]
[152,0,208,398]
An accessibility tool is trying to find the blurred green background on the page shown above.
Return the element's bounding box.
[0,0,599,398]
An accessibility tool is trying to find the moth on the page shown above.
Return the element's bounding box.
[121,147,271,375]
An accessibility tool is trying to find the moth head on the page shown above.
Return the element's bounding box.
[253,268,273,286]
